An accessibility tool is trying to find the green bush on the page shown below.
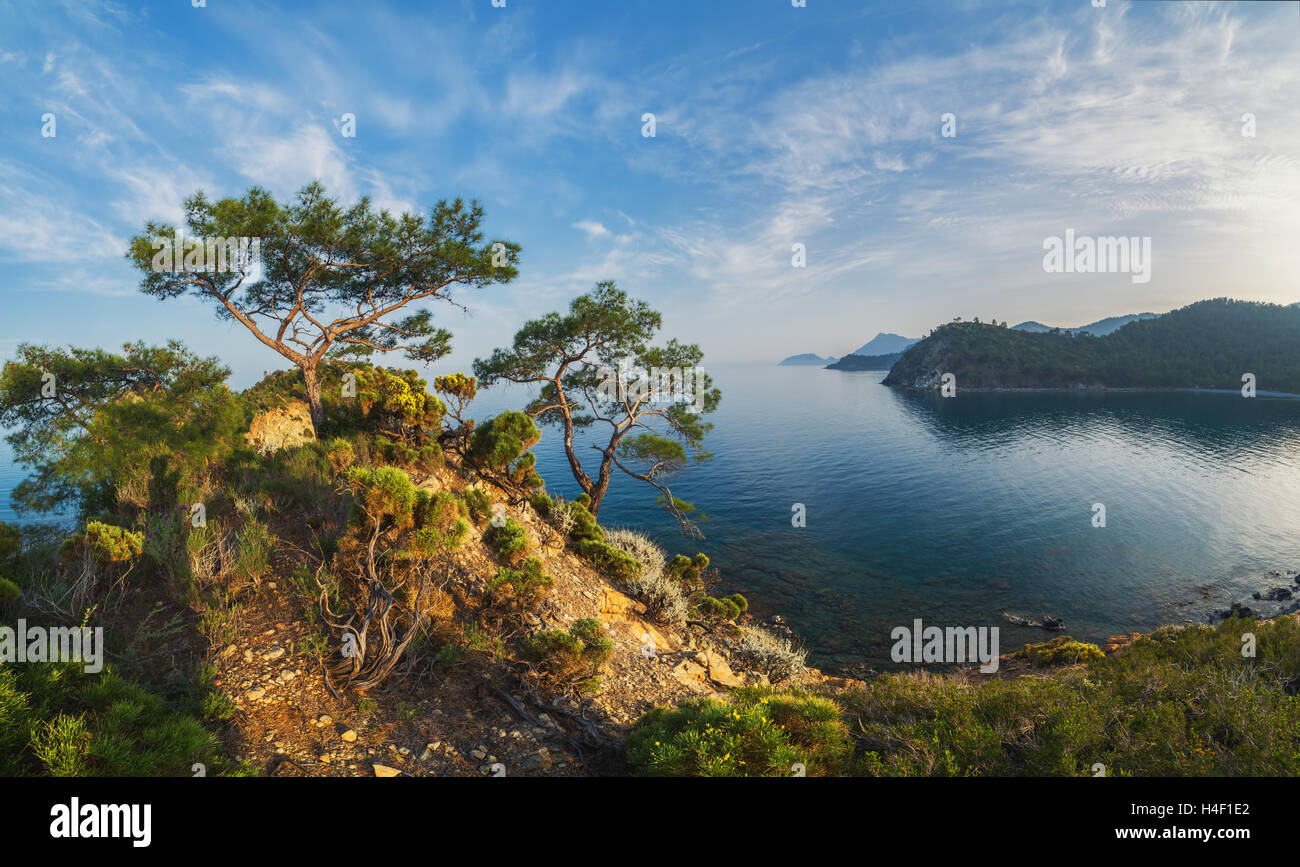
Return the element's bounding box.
[562,498,640,582]
[0,662,247,776]
[467,411,542,489]
[408,490,471,557]
[59,521,144,564]
[347,466,418,527]
[461,485,492,526]
[482,517,529,564]
[697,594,744,623]
[0,576,20,605]
[627,687,851,777]
[666,553,709,585]
[1012,636,1105,667]
[528,489,554,519]
[487,556,553,608]
[528,618,612,695]
[325,438,355,475]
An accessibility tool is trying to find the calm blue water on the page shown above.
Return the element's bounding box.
[475,364,1300,672]
[7,364,1300,673]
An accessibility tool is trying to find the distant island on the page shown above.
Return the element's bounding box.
[883,299,1300,393]
[850,333,919,356]
[779,353,838,366]
[825,352,902,371]
[777,332,917,366]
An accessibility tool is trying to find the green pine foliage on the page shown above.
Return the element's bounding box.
[467,411,543,490]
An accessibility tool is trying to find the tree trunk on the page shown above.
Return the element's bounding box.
[587,452,615,517]
[302,363,324,434]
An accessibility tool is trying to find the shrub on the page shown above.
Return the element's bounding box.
[563,499,640,581]
[1012,636,1105,667]
[629,571,690,625]
[326,438,355,475]
[59,521,144,564]
[627,687,851,777]
[734,625,807,683]
[602,527,666,584]
[461,485,492,526]
[347,466,418,528]
[666,553,709,585]
[355,367,446,443]
[0,662,245,776]
[567,495,601,542]
[467,411,542,490]
[482,517,529,565]
[528,618,612,695]
[416,442,444,470]
[528,489,554,519]
[408,490,470,557]
[573,538,641,583]
[0,576,20,605]
[487,556,553,611]
[433,372,477,428]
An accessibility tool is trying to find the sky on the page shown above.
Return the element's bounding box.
[0,0,1297,385]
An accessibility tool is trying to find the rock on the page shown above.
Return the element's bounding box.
[341,730,358,742]
[244,687,266,701]
[318,714,333,725]
[245,399,315,454]
[263,646,285,661]
[673,649,744,690]
[372,764,401,777]
[280,669,296,681]
[471,748,487,759]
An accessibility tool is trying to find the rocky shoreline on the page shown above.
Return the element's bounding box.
[1207,568,1300,623]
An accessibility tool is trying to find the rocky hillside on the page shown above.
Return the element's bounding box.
[211,425,858,777]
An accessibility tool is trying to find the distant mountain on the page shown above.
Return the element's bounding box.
[779,353,838,366]
[852,333,919,356]
[825,352,902,371]
[884,299,1300,392]
[1011,313,1158,337]
[1011,320,1053,333]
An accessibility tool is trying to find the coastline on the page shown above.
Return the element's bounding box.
[880,382,1300,399]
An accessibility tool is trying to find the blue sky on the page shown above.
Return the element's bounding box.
[0,0,1296,385]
